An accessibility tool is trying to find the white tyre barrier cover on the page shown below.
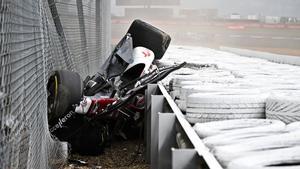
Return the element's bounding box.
[187,102,265,109]
[170,90,180,99]
[187,107,265,114]
[187,93,268,104]
[186,114,264,124]
[175,99,186,112]
[266,94,300,124]
[193,119,283,138]
[180,85,226,101]
[286,121,300,132]
[227,146,300,169]
[170,76,236,89]
[181,86,262,102]
[186,113,265,124]
[186,94,268,123]
[203,132,276,149]
[213,130,300,167]
[202,120,285,147]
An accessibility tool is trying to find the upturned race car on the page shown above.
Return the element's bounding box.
[47,19,185,155]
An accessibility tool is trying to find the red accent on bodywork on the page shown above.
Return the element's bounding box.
[142,50,151,57]
[94,98,116,111]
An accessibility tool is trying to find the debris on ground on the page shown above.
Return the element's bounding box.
[64,139,149,169]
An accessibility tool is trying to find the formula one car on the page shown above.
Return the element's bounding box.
[47,20,185,155]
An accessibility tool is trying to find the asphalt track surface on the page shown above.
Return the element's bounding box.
[112,20,300,56]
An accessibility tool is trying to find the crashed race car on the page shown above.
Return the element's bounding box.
[47,20,185,155]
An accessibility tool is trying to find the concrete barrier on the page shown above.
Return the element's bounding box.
[220,46,300,66]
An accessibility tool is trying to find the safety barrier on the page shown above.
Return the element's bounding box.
[0,0,111,168]
[145,83,223,169]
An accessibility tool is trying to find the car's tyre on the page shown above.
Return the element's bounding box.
[213,130,300,167]
[47,70,83,122]
[266,94,300,124]
[227,146,300,169]
[193,119,283,138]
[127,19,171,60]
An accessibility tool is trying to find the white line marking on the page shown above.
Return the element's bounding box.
[251,36,264,39]
[271,37,287,40]
[229,35,243,38]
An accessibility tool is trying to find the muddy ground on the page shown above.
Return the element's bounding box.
[64,139,149,169]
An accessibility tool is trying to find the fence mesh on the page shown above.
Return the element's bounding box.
[0,0,111,168]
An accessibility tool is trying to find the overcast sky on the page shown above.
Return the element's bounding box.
[182,0,300,17]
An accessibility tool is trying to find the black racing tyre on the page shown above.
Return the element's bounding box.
[47,70,83,122]
[127,19,171,60]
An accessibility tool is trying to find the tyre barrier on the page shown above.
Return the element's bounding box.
[169,75,236,92]
[161,45,300,169]
[286,121,300,132]
[266,94,300,124]
[188,93,268,104]
[177,85,251,111]
[175,99,186,112]
[187,102,265,109]
[186,93,268,123]
[202,120,285,148]
[186,115,264,124]
[203,130,283,149]
[193,119,284,138]
[170,78,237,100]
[179,85,243,101]
[203,125,285,148]
[213,130,300,167]
[227,146,300,169]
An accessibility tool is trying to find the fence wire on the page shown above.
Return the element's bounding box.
[0,0,111,168]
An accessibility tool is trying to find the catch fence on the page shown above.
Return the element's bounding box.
[0,0,111,168]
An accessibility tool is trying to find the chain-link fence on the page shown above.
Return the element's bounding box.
[0,0,111,168]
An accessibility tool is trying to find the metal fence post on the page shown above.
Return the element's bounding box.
[76,0,90,75]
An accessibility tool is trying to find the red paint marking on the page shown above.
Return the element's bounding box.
[142,50,151,57]
[227,25,245,30]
